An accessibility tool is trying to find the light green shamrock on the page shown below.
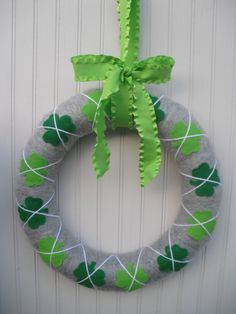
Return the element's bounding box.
[37,236,68,268]
[170,122,202,155]
[187,210,217,241]
[115,262,149,291]
[20,152,49,187]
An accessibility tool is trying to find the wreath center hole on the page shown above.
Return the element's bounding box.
[59,129,181,254]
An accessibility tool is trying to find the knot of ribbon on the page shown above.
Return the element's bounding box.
[71,0,175,186]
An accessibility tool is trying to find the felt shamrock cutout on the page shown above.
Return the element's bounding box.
[190,163,220,197]
[115,263,149,291]
[187,210,217,241]
[18,197,48,229]
[82,90,111,122]
[170,122,202,156]
[71,0,175,187]
[20,152,49,187]
[157,244,188,272]
[43,113,76,146]
[73,261,106,288]
[37,236,67,268]
[150,95,165,123]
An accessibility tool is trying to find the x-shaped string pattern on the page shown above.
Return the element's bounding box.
[37,106,80,151]
[16,96,221,290]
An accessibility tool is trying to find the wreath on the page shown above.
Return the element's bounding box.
[16,0,222,291]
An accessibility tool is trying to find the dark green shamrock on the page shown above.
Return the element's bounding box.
[150,95,165,123]
[43,114,76,146]
[18,197,48,229]
[190,163,220,197]
[73,261,106,288]
[157,244,188,272]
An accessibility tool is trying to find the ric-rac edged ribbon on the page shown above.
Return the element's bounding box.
[71,0,175,186]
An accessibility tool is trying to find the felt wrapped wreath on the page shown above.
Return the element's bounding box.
[16,0,221,291]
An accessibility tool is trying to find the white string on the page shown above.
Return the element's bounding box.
[180,202,213,239]
[22,192,55,228]
[168,230,175,272]
[153,95,165,107]
[52,106,68,150]
[161,133,207,142]
[174,110,192,159]
[80,245,96,288]
[18,158,62,176]
[178,169,222,186]
[37,126,79,137]
[21,150,55,183]
[80,92,111,131]
[174,211,220,227]
[16,200,60,220]
[81,91,110,122]
[182,161,218,197]
[49,219,62,268]
[128,248,145,291]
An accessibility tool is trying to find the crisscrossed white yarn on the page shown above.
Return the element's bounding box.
[37,106,80,151]
[20,150,56,183]
[17,94,221,290]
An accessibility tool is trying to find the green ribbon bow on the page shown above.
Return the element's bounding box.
[71,0,175,186]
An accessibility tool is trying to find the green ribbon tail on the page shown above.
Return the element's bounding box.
[133,83,161,186]
[92,101,110,179]
[92,66,123,178]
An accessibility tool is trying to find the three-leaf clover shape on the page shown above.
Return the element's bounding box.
[18,197,48,229]
[157,245,188,272]
[20,152,49,187]
[43,113,76,146]
[170,122,203,156]
[190,163,220,197]
[82,90,111,122]
[73,261,106,288]
[37,236,67,268]
[115,263,149,291]
[187,210,217,241]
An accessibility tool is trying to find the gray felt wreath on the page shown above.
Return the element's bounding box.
[16,91,222,291]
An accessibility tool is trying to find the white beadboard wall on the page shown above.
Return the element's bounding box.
[0,0,236,313]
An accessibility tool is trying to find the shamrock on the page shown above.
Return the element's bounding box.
[71,0,175,187]
[18,197,48,229]
[190,163,220,197]
[37,236,67,268]
[82,90,111,122]
[43,113,76,146]
[170,122,203,156]
[187,210,217,241]
[20,152,49,187]
[73,261,105,288]
[150,95,165,123]
[115,263,149,291]
[157,245,188,272]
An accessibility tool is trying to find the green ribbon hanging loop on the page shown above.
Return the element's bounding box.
[71,0,175,186]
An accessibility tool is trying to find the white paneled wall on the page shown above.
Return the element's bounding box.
[0,0,236,313]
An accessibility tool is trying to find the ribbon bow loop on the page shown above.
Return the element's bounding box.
[71,0,175,186]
